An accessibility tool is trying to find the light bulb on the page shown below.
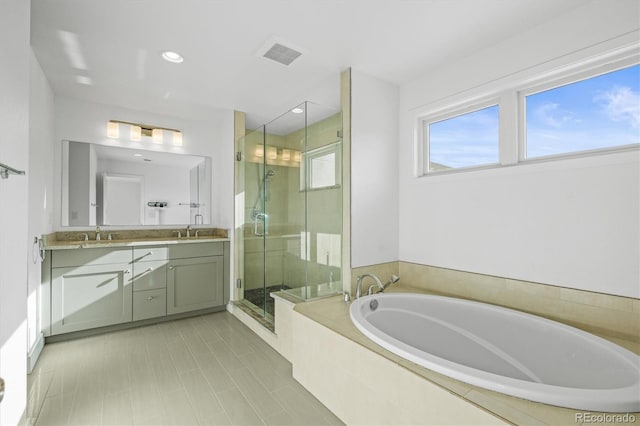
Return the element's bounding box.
[130,125,142,141]
[152,129,163,144]
[267,146,277,160]
[107,121,119,138]
[173,131,183,146]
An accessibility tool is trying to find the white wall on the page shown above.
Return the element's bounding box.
[0,0,30,423]
[351,70,399,267]
[27,51,55,364]
[398,1,640,298]
[53,97,235,232]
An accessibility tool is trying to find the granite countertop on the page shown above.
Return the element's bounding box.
[43,228,229,250]
[288,286,640,426]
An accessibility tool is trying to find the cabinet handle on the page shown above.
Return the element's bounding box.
[169,266,174,270]
[124,269,131,274]
[147,296,155,301]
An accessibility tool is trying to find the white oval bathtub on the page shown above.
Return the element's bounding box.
[349,293,640,412]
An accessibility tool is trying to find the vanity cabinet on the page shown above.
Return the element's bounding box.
[44,240,229,337]
[51,248,133,335]
[167,243,224,315]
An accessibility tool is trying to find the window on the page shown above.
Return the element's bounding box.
[524,64,640,159]
[417,56,639,176]
[425,104,499,172]
[301,142,341,190]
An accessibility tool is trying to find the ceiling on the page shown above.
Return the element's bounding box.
[30,0,586,130]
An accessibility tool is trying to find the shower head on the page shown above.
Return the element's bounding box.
[266,170,275,177]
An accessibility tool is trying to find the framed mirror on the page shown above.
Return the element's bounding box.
[61,140,211,226]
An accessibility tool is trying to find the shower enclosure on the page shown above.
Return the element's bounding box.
[238,101,343,324]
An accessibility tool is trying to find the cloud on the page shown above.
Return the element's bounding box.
[534,102,576,128]
[595,85,640,128]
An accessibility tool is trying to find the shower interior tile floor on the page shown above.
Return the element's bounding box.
[27,311,343,426]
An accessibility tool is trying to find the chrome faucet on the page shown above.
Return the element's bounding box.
[174,230,182,238]
[186,225,192,238]
[81,233,89,241]
[95,225,101,241]
[355,273,383,299]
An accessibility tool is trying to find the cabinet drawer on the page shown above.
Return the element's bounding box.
[169,242,223,259]
[52,247,132,268]
[133,289,166,321]
[133,246,168,262]
[132,261,167,291]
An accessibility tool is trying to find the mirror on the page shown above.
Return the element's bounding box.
[61,141,211,226]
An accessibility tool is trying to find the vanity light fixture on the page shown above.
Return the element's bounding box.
[282,149,291,161]
[255,145,264,158]
[294,151,301,162]
[162,51,184,63]
[107,120,182,145]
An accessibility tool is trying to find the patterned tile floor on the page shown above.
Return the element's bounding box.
[27,311,343,426]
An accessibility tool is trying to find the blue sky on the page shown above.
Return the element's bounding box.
[429,64,640,168]
[429,105,499,168]
[526,64,639,158]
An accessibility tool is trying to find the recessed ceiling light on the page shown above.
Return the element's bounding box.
[291,107,304,114]
[161,51,184,63]
[75,75,93,85]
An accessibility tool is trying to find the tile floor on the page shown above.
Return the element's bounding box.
[27,311,344,426]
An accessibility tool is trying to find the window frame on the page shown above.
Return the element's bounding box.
[518,56,640,163]
[415,48,640,177]
[300,141,342,191]
[419,97,502,175]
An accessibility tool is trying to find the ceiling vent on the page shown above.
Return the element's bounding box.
[256,36,305,66]
[263,43,302,66]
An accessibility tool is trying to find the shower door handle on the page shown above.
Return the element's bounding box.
[254,213,266,236]
[0,377,4,403]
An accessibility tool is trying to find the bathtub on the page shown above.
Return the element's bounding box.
[349,293,640,412]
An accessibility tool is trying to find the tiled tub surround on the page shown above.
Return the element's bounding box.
[398,262,640,344]
[352,261,639,344]
[290,290,640,425]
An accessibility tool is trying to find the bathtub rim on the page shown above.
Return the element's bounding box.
[349,292,640,413]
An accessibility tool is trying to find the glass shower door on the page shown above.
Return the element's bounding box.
[241,127,269,318]
[239,101,343,326]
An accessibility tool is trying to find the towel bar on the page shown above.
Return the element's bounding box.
[0,162,26,179]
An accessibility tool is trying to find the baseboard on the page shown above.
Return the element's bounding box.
[27,333,45,374]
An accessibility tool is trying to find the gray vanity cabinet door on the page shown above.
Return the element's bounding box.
[167,256,223,315]
[51,264,133,334]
